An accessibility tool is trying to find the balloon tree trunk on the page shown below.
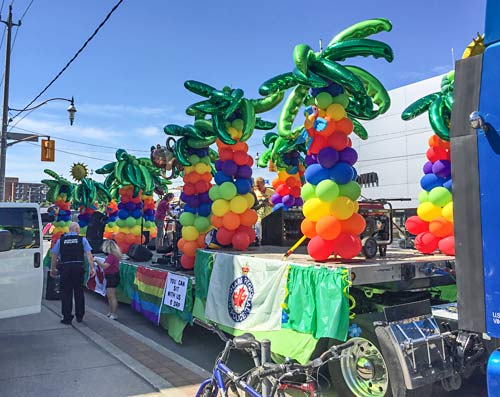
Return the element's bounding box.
[103,200,119,240]
[51,188,73,247]
[142,194,157,242]
[270,154,305,211]
[300,87,366,260]
[177,147,213,269]
[115,185,145,255]
[405,134,454,255]
[209,130,257,251]
[77,205,96,236]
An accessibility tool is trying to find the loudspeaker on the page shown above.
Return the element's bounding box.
[86,211,107,253]
[127,244,153,262]
[262,207,305,246]
[147,237,156,250]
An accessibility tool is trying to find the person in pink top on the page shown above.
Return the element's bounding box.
[154,193,174,250]
[94,240,122,320]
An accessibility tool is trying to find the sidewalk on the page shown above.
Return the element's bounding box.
[0,298,209,397]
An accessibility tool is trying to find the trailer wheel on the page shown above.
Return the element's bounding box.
[362,237,378,259]
[329,330,433,396]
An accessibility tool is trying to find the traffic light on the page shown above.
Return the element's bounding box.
[41,139,55,162]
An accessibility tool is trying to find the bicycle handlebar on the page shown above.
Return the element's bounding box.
[193,318,230,343]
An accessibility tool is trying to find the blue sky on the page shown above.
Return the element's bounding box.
[3,0,486,186]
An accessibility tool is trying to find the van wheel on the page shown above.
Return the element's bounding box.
[329,330,433,396]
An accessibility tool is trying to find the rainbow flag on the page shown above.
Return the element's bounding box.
[131,267,168,325]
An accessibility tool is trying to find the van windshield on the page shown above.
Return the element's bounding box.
[0,208,40,249]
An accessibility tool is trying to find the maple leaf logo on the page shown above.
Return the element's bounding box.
[233,286,248,307]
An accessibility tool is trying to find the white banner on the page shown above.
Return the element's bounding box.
[205,253,287,331]
[164,273,189,311]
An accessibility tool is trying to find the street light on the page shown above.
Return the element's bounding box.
[8,97,77,126]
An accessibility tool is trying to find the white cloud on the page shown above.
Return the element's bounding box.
[136,126,161,137]
[78,103,173,118]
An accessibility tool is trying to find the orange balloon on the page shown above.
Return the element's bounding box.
[222,211,240,230]
[125,233,136,244]
[321,118,336,136]
[240,209,258,227]
[197,233,206,247]
[182,241,198,257]
[340,213,367,235]
[429,217,454,238]
[178,238,187,251]
[113,232,126,243]
[336,118,354,135]
[211,215,223,228]
[233,141,248,152]
[201,172,212,182]
[119,186,134,195]
[315,216,342,240]
[328,132,349,151]
[301,218,317,239]
[216,139,230,150]
[272,178,284,189]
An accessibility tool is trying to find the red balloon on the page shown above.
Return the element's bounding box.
[307,235,335,261]
[426,146,450,163]
[438,236,455,256]
[328,132,349,151]
[336,118,354,135]
[405,216,429,235]
[195,180,210,194]
[247,156,254,167]
[290,186,301,198]
[180,254,195,270]
[232,231,251,251]
[414,232,439,254]
[309,135,328,154]
[237,225,256,243]
[216,227,234,246]
[219,148,234,161]
[234,151,249,166]
[332,233,362,259]
[276,184,290,196]
[183,183,196,196]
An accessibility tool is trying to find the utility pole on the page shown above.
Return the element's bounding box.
[0,6,20,201]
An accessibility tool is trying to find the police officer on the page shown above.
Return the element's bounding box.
[50,222,95,324]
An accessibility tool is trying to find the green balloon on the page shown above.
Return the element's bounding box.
[339,181,361,201]
[116,219,125,228]
[179,212,195,227]
[301,183,317,201]
[135,218,142,226]
[188,154,200,165]
[331,93,350,108]
[304,96,315,106]
[125,217,136,228]
[316,180,340,202]
[219,182,237,200]
[199,156,211,165]
[107,221,116,228]
[232,118,244,131]
[315,92,333,109]
[428,187,452,207]
[418,190,429,203]
[194,216,210,232]
[144,221,152,229]
[208,185,221,201]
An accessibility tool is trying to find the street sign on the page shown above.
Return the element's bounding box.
[41,139,55,162]
[6,132,39,142]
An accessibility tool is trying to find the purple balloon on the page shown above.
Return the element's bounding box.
[222,160,238,177]
[180,192,188,202]
[338,147,358,166]
[317,147,339,169]
[77,214,84,221]
[432,160,451,178]
[189,196,200,208]
[305,155,315,166]
[236,165,252,179]
[215,159,223,171]
[282,194,295,207]
[125,202,135,211]
[117,202,125,210]
[423,161,433,174]
[294,197,304,207]
[271,193,282,204]
[199,191,211,204]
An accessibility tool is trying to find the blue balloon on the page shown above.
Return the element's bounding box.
[183,205,196,214]
[329,162,354,185]
[78,220,89,227]
[420,174,446,191]
[327,83,344,96]
[198,203,212,217]
[351,167,358,181]
[214,171,232,185]
[272,203,285,212]
[304,164,329,185]
[235,178,251,194]
[117,202,125,210]
[131,208,142,219]
[118,209,129,219]
[443,178,452,191]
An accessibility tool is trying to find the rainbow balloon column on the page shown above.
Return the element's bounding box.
[180,80,284,251]
[103,200,119,239]
[77,205,96,236]
[210,137,257,251]
[114,186,145,254]
[41,169,75,247]
[271,167,304,211]
[402,72,455,255]
[177,147,213,269]
[258,19,393,260]
[300,87,366,260]
[142,194,157,242]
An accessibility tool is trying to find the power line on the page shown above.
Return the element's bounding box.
[10,0,35,54]
[25,141,112,162]
[11,0,125,120]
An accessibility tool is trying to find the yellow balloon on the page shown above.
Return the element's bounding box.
[230,196,248,214]
[182,226,199,241]
[442,201,454,222]
[244,193,255,208]
[417,202,442,222]
[330,196,355,220]
[352,200,359,213]
[131,225,142,236]
[303,198,331,222]
[326,104,347,121]
[278,171,288,181]
[184,166,194,174]
[228,127,242,140]
[195,162,208,174]
[120,227,130,235]
[212,199,230,217]
[317,109,327,118]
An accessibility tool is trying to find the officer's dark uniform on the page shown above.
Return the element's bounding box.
[59,234,86,322]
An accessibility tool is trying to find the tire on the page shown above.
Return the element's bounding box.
[362,237,378,259]
[328,329,433,397]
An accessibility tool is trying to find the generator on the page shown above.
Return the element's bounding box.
[358,199,393,258]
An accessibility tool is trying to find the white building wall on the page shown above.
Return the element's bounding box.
[353,74,444,209]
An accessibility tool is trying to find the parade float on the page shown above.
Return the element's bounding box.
[258,18,393,260]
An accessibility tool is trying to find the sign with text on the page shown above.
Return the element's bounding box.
[163,273,189,311]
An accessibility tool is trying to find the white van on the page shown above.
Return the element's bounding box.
[0,203,43,319]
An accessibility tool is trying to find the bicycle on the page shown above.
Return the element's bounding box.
[194,318,354,397]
